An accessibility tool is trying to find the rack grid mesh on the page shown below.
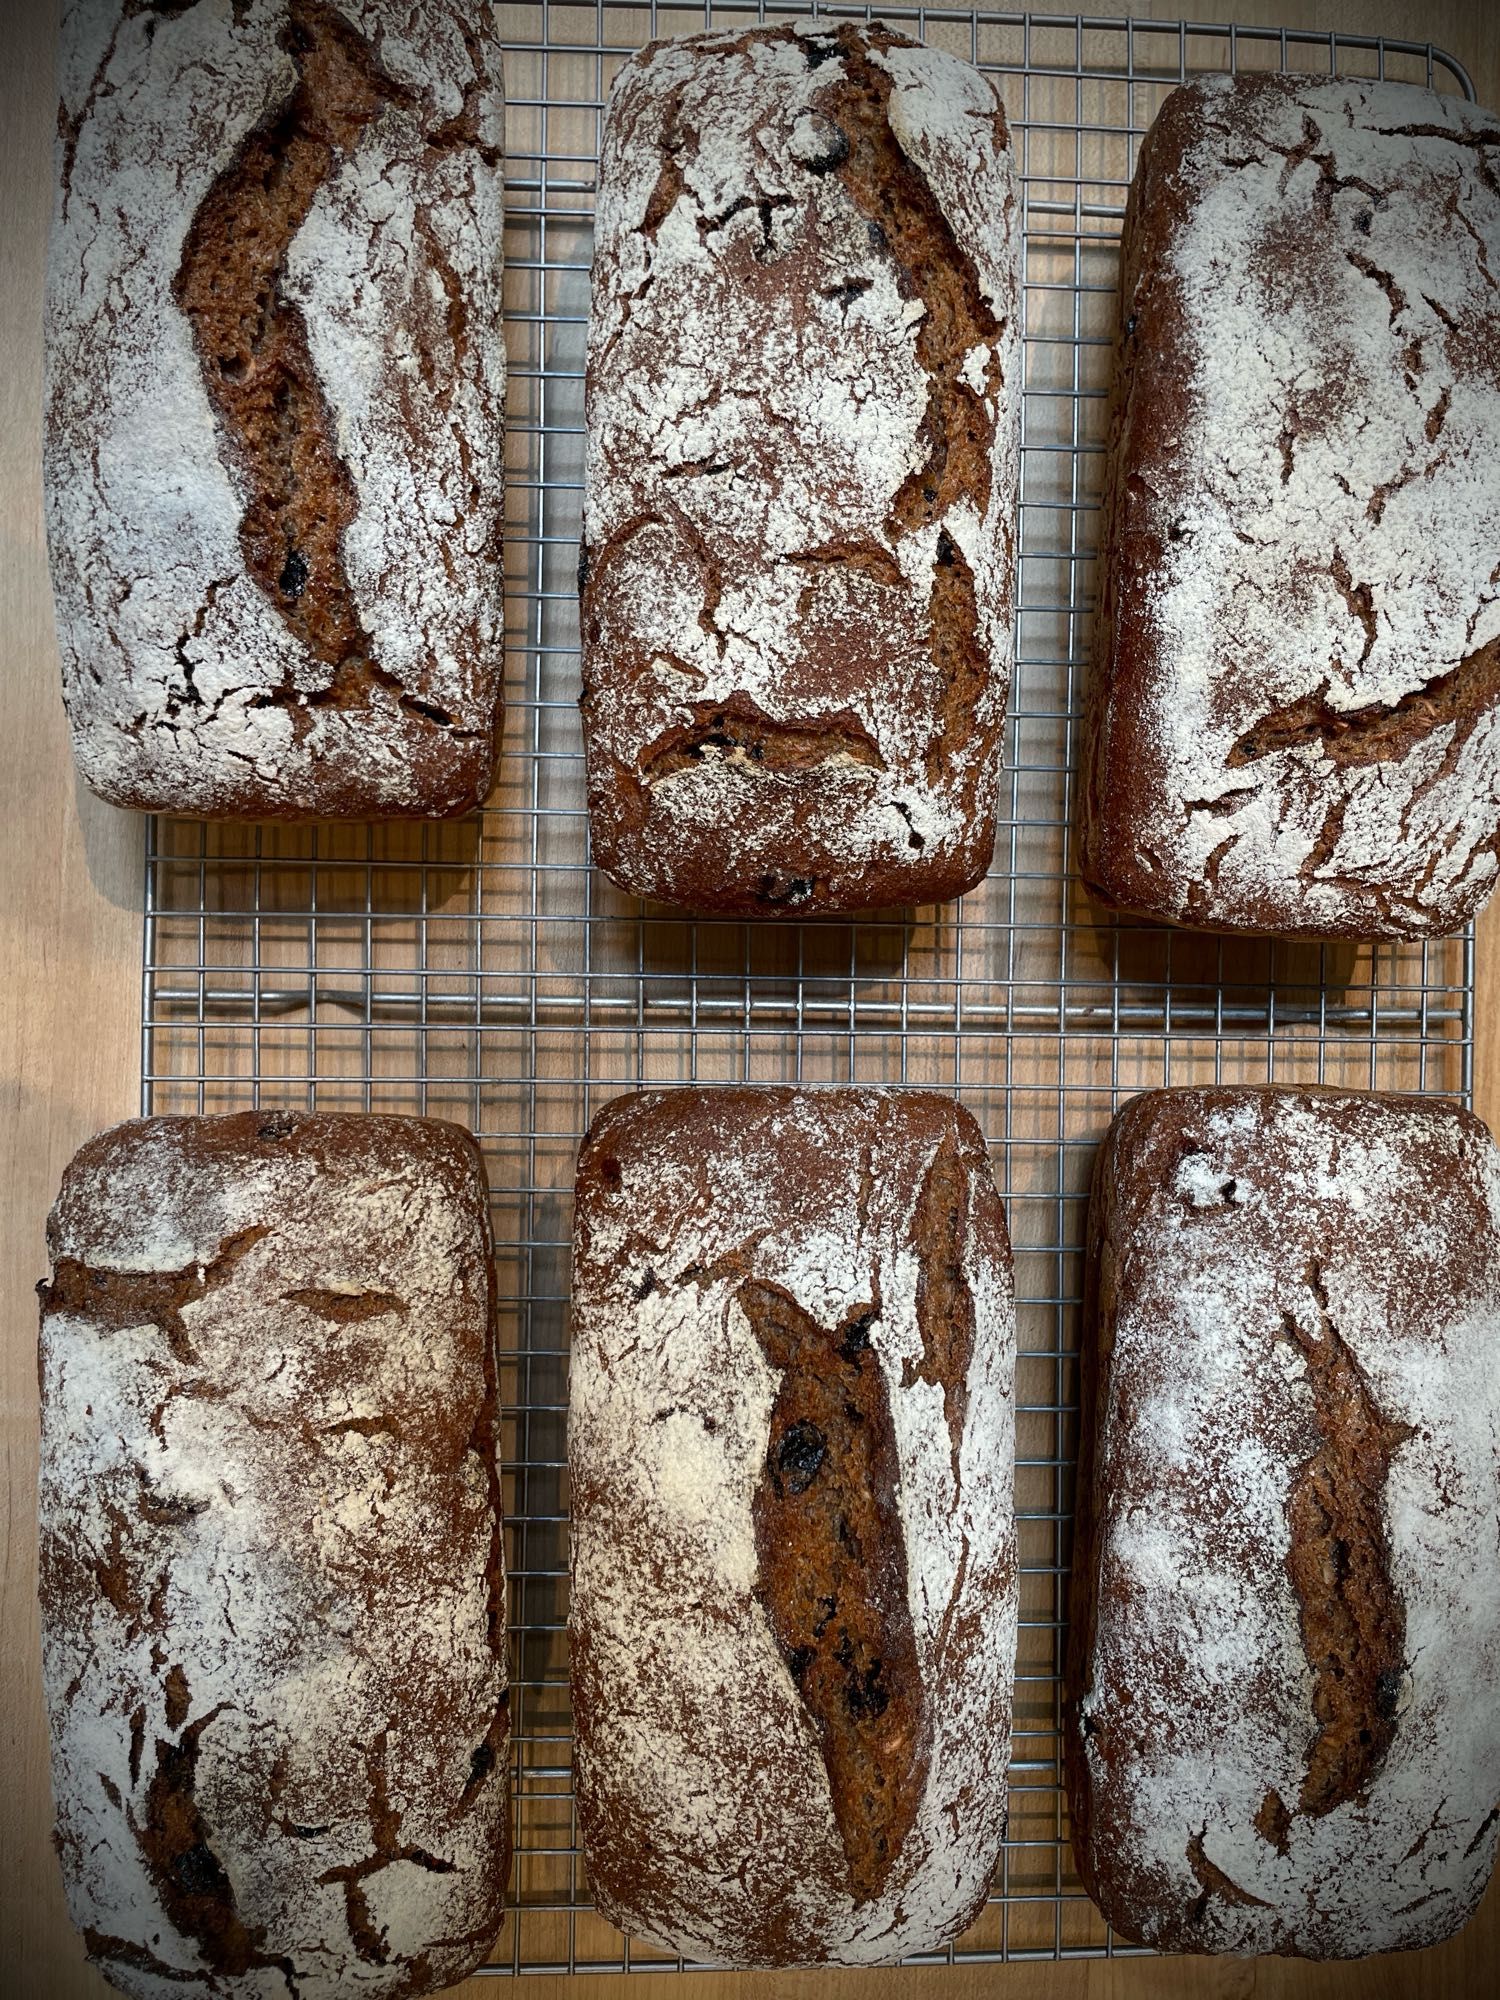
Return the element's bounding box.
[140,3,1477,1974]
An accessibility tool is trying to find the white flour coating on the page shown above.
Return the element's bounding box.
[1085,74,1500,937]
[582,24,1021,907]
[1076,1088,1500,1956]
[45,0,506,816]
[40,1115,508,1999]
[569,1088,1017,1966]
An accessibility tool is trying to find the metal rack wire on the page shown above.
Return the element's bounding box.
[140,3,1477,1974]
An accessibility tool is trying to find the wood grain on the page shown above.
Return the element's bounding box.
[3,0,1498,1995]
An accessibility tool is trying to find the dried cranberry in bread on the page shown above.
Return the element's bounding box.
[45,1,506,818]
[1080,75,1500,938]
[569,1087,1016,1964]
[38,1112,509,1997]
[1067,1086,1500,1956]
[580,23,1020,914]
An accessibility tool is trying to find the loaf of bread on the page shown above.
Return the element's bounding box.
[569,1087,1016,1965]
[45,1,506,819]
[580,23,1020,915]
[1067,1086,1500,1956]
[1079,74,1500,938]
[38,1112,509,1997]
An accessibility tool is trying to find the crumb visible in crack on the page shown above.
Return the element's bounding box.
[170,0,478,737]
[1225,638,1500,773]
[637,693,886,781]
[315,1731,456,1966]
[132,1704,301,1984]
[1464,1803,1500,1858]
[1278,1260,1415,1818]
[900,1134,975,1486]
[281,1287,408,1322]
[1253,1787,1293,1856]
[739,1277,927,1903]
[40,1227,271,1365]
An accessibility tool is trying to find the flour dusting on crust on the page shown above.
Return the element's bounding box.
[1082,75,1500,938]
[581,23,1020,914]
[569,1087,1017,1966]
[1069,1087,1500,1957]
[45,1,506,818]
[39,1113,509,1998]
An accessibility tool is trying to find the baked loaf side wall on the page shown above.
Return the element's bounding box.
[568,1087,1017,1966]
[39,1112,510,1998]
[1079,73,1500,938]
[580,23,1020,914]
[1067,1086,1500,1957]
[45,0,507,818]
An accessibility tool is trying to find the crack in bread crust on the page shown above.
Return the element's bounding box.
[1226,637,1500,771]
[1279,1260,1416,1820]
[638,694,886,780]
[740,1278,927,1905]
[174,2,408,696]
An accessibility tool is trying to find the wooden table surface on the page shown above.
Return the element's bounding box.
[4,0,1499,1993]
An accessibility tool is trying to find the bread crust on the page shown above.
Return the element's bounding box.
[568,1086,1017,1964]
[1067,1085,1500,1956]
[45,1,506,818]
[1079,75,1500,939]
[38,1111,510,1997]
[580,24,1020,914]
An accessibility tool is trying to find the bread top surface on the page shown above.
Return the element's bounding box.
[46,1,506,818]
[38,1112,508,1998]
[580,23,1020,915]
[568,1086,1017,1965]
[1070,1085,1500,1956]
[1080,73,1500,938]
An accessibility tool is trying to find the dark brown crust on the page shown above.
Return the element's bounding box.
[581,24,1014,915]
[47,2,505,821]
[569,1085,1015,1965]
[39,1111,510,1995]
[1077,75,1500,940]
[1067,1085,1500,1957]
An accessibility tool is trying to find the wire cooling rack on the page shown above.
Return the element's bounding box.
[139,2,1477,1975]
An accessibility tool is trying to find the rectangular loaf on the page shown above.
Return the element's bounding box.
[38,1112,509,1998]
[580,22,1020,915]
[569,1086,1016,1966]
[46,0,506,818]
[1079,74,1500,938]
[1066,1086,1500,1956]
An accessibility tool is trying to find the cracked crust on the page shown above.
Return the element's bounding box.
[45,1,506,819]
[580,24,1020,915]
[39,1112,509,1998]
[1079,74,1500,939]
[568,1087,1016,1965]
[1066,1086,1500,1957]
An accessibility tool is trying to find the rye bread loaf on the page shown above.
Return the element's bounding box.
[1067,1086,1500,1956]
[569,1086,1017,1965]
[579,22,1020,915]
[45,1,506,819]
[38,1111,509,1998]
[1079,74,1500,938]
